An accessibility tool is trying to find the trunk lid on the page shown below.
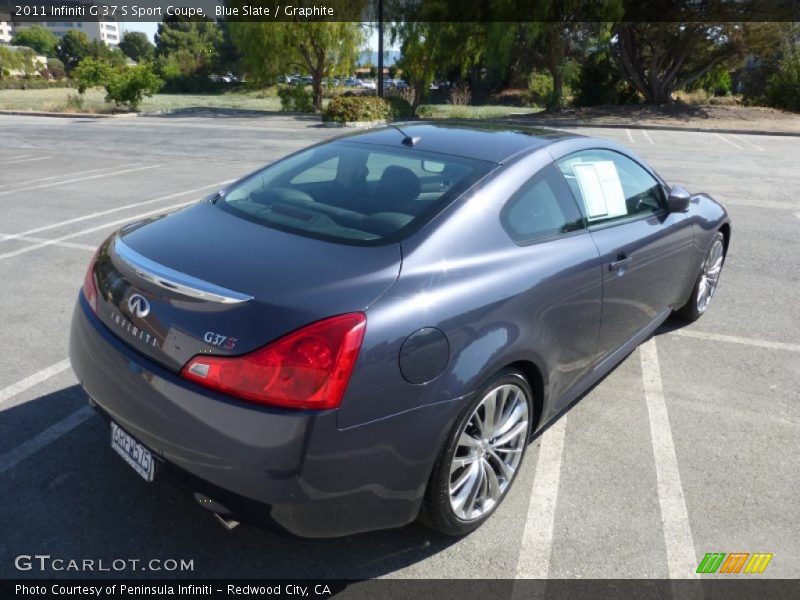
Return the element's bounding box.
[92,201,401,372]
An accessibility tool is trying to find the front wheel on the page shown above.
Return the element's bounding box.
[677,231,726,321]
[420,369,533,536]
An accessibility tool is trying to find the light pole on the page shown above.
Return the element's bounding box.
[377,0,384,97]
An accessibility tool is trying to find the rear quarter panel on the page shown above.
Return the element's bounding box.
[337,147,604,430]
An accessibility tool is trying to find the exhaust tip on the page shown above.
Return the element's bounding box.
[213,512,240,531]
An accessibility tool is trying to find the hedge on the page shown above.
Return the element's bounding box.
[322,95,413,123]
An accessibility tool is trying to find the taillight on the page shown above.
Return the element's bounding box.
[181,313,366,410]
[82,245,102,313]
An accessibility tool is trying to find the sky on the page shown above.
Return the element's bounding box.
[120,22,397,52]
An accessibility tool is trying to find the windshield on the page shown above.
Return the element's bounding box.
[217,141,493,245]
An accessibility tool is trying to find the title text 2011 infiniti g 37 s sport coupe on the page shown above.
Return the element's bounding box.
[70,123,730,537]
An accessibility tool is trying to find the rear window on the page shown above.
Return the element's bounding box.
[217,141,492,245]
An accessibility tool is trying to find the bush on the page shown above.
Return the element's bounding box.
[277,85,314,112]
[0,78,72,90]
[383,94,414,119]
[47,58,66,80]
[322,95,394,123]
[766,49,800,112]
[104,65,163,111]
[447,82,472,106]
[72,57,112,94]
[527,71,554,107]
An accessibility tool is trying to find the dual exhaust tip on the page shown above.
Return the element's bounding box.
[194,492,239,530]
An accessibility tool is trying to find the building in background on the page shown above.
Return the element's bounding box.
[0,2,120,47]
[0,10,12,45]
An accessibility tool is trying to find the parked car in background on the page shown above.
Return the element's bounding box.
[71,123,730,538]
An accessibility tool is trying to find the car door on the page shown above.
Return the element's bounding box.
[556,149,694,360]
[499,162,603,403]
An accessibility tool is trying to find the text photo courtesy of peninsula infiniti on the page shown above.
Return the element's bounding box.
[70,123,730,537]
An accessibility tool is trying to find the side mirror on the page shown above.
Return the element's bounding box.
[667,185,691,212]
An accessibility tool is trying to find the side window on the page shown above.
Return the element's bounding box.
[557,149,664,225]
[501,163,585,244]
[290,156,339,185]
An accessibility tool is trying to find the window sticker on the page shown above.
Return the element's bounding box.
[573,161,627,221]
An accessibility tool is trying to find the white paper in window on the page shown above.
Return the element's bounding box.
[573,161,627,221]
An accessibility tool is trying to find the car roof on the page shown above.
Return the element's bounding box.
[337,121,580,164]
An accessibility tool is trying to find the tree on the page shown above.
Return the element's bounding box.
[119,31,155,63]
[104,64,163,110]
[612,22,747,103]
[56,29,91,72]
[12,25,59,57]
[229,22,364,111]
[0,47,19,79]
[154,16,222,91]
[72,57,113,93]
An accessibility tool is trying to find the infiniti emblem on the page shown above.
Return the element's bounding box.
[127,294,151,318]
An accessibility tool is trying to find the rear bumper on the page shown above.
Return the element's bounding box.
[70,294,460,537]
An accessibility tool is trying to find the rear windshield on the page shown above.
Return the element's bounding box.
[216,141,493,245]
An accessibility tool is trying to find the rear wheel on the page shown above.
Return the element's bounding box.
[420,369,533,536]
[677,231,726,321]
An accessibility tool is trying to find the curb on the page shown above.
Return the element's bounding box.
[0,109,139,119]
[490,117,800,138]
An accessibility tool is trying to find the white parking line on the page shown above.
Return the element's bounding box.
[0,180,233,242]
[2,164,142,189]
[642,130,655,145]
[0,359,71,408]
[0,155,28,161]
[0,233,96,251]
[625,129,636,145]
[0,199,196,260]
[515,415,567,579]
[730,134,765,152]
[668,329,800,353]
[0,165,159,197]
[712,132,744,150]
[0,406,94,475]
[1,156,52,165]
[640,338,698,580]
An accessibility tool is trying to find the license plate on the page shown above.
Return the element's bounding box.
[110,421,154,482]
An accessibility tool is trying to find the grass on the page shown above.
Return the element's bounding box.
[417,104,543,119]
[0,87,283,114]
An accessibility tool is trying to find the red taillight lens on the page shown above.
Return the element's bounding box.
[181,313,366,410]
[82,246,102,313]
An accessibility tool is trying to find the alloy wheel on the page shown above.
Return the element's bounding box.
[448,383,529,521]
[696,239,724,314]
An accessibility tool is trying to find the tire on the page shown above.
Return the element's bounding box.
[676,231,726,322]
[420,369,534,536]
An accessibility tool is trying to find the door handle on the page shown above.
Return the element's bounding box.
[609,254,633,275]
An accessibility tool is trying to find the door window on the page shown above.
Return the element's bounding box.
[557,150,664,225]
[501,163,585,244]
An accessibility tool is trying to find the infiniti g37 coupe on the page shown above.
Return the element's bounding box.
[70,123,730,537]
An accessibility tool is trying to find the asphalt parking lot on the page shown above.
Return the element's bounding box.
[0,113,798,581]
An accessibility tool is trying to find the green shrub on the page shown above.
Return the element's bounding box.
[104,65,163,111]
[322,95,394,123]
[47,58,66,80]
[0,78,72,90]
[72,57,112,94]
[277,85,314,112]
[766,49,800,112]
[383,94,414,119]
[527,71,553,106]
